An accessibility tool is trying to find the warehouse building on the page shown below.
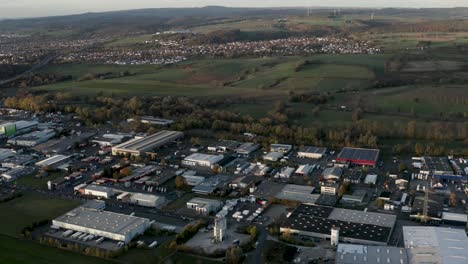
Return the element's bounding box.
[336,147,380,167]
[0,120,38,137]
[35,155,71,168]
[207,140,241,153]
[295,164,315,176]
[52,206,151,243]
[192,175,231,195]
[186,197,223,215]
[128,116,175,126]
[236,142,260,156]
[92,133,132,147]
[336,244,409,264]
[0,148,15,161]
[111,130,183,157]
[270,144,292,153]
[322,167,343,180]
[1,166,37,182]
[403,226,468,264]
[0,122,16,137]
[275,184,318,204]
[263,152,284,162]
[1,154,35,168]
[82,184,116,199]
[182,175,206,186]
[297,146,327,159]
[182,153,224,167]
[420,157,454,175]
[281,204,396,245]
[117,192,165,208]
[7,129,55,147]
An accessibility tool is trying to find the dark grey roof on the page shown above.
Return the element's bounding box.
[337,147,380,162]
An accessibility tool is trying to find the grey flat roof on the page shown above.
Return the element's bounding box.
[299,146,327,154]
[275,184,318,204]
[336,244,409,264]
[403,226,468,264]
[54,207,150,236]
[329,208,397,228]
[114,130,182,152]
[283,204,395,244]
[337,147,380,162]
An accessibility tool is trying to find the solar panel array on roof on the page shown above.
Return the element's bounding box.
[283,204,395,244]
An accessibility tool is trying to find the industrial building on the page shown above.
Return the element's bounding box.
[82,184,116,199]
[281,204,396,245]
[92,133,132,147]
[270,144,292,153]
[117,192,165,208]
[207,140,241,153]
[1,154,35,168]
[229,175,257,190]
[182,153,224,167]
[403,226,468,264]
[0,148,15,161]
[364,174,378,185]
[420,157,467,183]
[295,164,315,176]
[276,167,295,179]
[235,142,260,156]
[336,244,409,264]
[420,157,454,175]
[186,197,223,215]
[275,184,318,204]
[52,206,151,243]
[7,129,55,147]
[297,146,327,159]
[33,132,95,154]
[336,147,380,167]
[1,166,36,182]
[182,174,206,186]
[128,116,175,126]
[263,152,283,162]
[0,120,38,137]
[35,155,71,168]
[322,167,343,180]
[111,130,183,157]
[192,175,231,195]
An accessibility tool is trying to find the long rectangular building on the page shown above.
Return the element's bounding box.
[403,226,468,264]
[336,147,380,167]
[281,204,396,245]
[52,206,151,243]
[112,130,183,157]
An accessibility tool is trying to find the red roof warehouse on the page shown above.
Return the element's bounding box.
[336,147,380,167]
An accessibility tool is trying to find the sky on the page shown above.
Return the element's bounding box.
[0,0,467,18]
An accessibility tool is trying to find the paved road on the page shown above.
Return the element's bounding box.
[248,226,268,264]
[0,54,56,86]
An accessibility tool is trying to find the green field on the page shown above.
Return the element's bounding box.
[36,54,388,97]
[0,235,112,264]
[16,171,65,190]
[0,193,110,264]
[0,193,79,236]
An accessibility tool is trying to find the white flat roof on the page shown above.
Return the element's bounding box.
[35,154,70,167]
[113,130,183,152]
[184,153,224,164]
[54,206,150,236]
[403,226,468,264]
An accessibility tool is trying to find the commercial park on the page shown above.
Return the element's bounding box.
[0,108,466,264]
